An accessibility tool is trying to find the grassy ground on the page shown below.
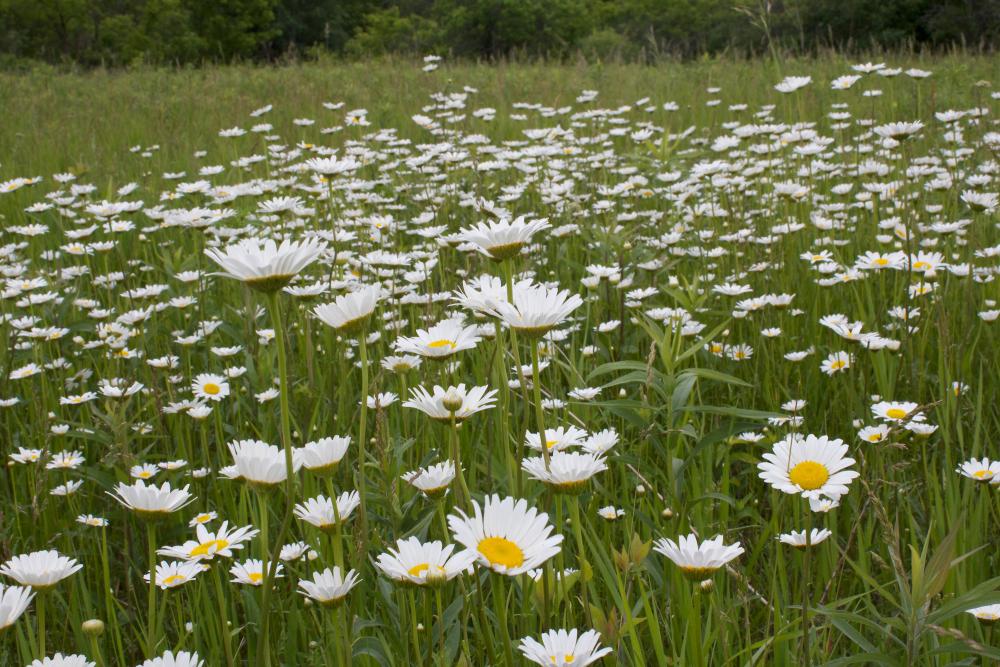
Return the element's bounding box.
[0,55,1000,666]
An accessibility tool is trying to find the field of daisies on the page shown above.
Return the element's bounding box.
[1,55,1000,666]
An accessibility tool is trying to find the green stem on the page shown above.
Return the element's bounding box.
[358,334,370,537]
[492,575,515,666]
[529,341,549,468]
[213,560,235,667]
[36,591,45,659]
[257,291,298,667]
[146,523,157,658]
[803,510,813,667]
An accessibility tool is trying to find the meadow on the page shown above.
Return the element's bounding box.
[1,54,1000,666]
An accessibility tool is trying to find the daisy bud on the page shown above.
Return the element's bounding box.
[442,388,464,412]
[699,579,715,593]
[636,484,646,495]
[618,388,627,398]
[82,619,105,637]
[417,623,425,632]
[661,507,674,519]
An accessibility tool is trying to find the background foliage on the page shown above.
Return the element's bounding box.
[0,0,998,67]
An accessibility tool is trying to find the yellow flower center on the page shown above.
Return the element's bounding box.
[162,574,186,586]
[190,539,229,558]
[973,469,993,480]
[830,360,846,370]
[789,461,830,490]
[866,433,883,442]
[249,572,264,584]
[885,408,908,419]
[408,563,430,577]
[203,383,221,395]
[195,514,211,523]
[478,537,524,569]
[874,258,889,266]
[913,261,929,270]
[427,339,456,349]
[138,471,152,479]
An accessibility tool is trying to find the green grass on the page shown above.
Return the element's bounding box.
[0,54,999,666]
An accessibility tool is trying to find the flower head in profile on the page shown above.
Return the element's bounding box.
[27,655,94,667]
[145,560,204,590]
[204,237,327,292]
[137,650,204,667]
[449,495,563,576]
[487,283,583,337]
[294,491,361,532]
[758,434,859,500]
[230,559,281,586]
[519,628,612,666]
[402,461,456,497]
[0,584,33,631]
[296,436,350,475]
[0,550,82,590]
[158,521,258,562]
[777,528,832,548]
[297,567,360,607]
[957,457,1000,483]
[967,604,1000,624]
[226,439,302,488]
[458,216,551,261]
[312,285,381,334]
[394,319,481,358]
[653,534,743,580]
[403,384,497,421]
[109,480,194,519]
[375,537,476,586]
[522,451,608,494]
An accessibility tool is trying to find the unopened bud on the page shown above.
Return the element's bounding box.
[82,619,105,637]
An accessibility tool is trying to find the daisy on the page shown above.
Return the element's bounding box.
[0,584,33,630]
[137,650,204,667]
[777,528,833,548]
[758,434,859,500]
[448,495,563,576]
[297,567,361,607]
[957,458,1000,483]
[857,425,890,444]
[109,480,193,519]
[394,319,481,358]
[402,461,456,497]
[312,285,382,333]
[227,439,301,487]
[967,604,1000,623]
[0,550,82,590]
[145,561,204,590]
[294,491,361,531]
[488,283,583,337]
[230,559,280,586]
[27,655,94,667]
[820,351,852,375]
[519,628,612,666]
[525,426,589,453]
[158,522,258,562]
[457,216,551,261]
[653,534,744,580]
[204,237,327,292]
[403,384,498,421]
[375,537,477,586]
[297,436,350,474]
[522,451,608,493]
[871,401,924,424]
[191,373,229,402]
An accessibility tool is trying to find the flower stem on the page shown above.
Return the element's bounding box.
[529,342,549,469]
[146,523,157,658]
[257,291,297,667]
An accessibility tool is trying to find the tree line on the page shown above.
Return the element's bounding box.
[1,0,997,67]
